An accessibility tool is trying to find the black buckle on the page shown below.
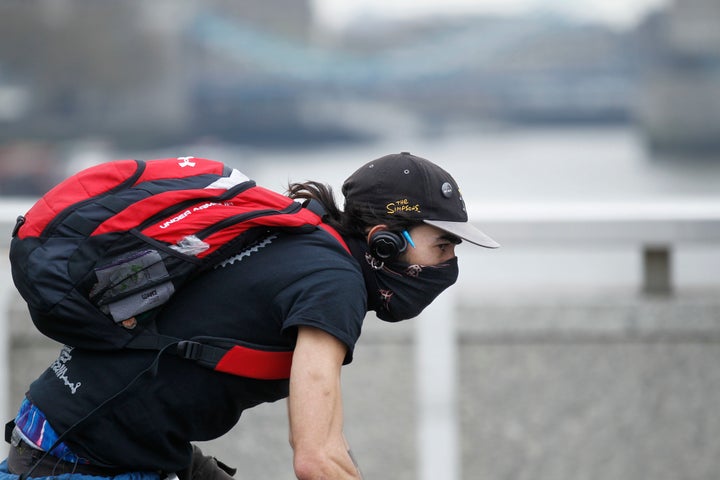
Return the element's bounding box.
[12,216,25,237]
[5,420,16,444]
[176,340,203,360]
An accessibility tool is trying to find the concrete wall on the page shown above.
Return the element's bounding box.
[4,288,720,479]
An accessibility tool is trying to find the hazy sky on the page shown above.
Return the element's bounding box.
[312,0,671,30]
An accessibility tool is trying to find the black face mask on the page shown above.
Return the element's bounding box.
[346,237,459,322]
[353,247,458,322]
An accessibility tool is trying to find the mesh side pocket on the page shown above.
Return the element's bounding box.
[91,249,175,322]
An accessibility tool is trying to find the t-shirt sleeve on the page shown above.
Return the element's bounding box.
[276,266,366,364]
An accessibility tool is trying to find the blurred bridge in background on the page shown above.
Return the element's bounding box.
[188,12,561,85]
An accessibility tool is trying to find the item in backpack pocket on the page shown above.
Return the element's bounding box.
[91,249,175,322]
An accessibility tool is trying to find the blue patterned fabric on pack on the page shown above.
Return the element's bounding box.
[14,399,84,463]
[0,459,161,480]
[11,400,161,480]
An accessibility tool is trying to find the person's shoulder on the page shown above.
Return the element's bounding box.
[270,230,363,292]
[282,228,356,265]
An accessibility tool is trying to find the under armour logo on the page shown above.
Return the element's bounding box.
[178,156,196,167]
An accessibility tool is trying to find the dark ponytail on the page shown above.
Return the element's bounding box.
[287,181,422,239]
[286,181,346,232]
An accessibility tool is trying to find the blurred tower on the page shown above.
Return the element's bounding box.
[205,0,312,38]
[636,0,720,153]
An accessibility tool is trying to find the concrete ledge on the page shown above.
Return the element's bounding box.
[4,287,720,479]
[458,295,720,343]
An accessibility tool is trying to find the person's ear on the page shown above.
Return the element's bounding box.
[367,225,407,261]
[366,225,388,244]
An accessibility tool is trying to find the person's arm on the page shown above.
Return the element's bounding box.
[288,326,362,479]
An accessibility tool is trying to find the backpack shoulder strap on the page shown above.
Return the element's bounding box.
[125,330,293,380]
[121,197,349,381]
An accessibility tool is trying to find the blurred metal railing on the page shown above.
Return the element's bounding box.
[474,200,720,294]
[1,199,34,434]
[1,199,720,480]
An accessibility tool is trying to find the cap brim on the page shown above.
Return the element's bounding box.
[424,219,500,248]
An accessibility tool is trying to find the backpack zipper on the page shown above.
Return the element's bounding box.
[193,201,302,240]
[136,181,255,231]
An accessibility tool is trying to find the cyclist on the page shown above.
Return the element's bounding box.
[2,152,498,480]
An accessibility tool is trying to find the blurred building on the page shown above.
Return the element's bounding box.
[0,0,322,149]
[635,0,720,153]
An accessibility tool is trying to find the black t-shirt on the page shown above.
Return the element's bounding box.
[26,228,366,472]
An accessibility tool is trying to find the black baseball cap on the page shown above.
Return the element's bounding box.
[341,152,499,248]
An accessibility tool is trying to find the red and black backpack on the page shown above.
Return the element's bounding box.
[10,156,349,380]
